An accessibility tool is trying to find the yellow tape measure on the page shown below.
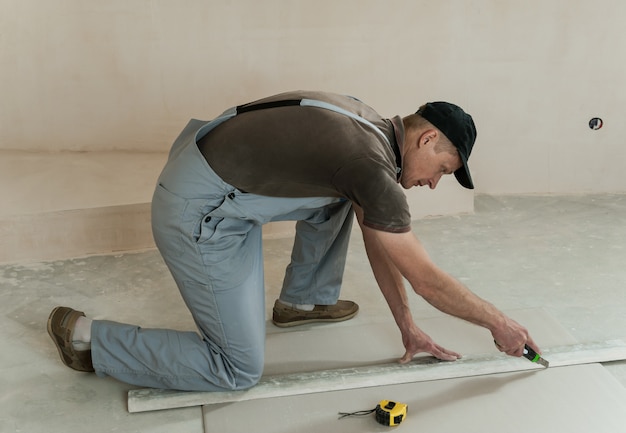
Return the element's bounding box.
[375,400,408,426]
[339,399,408,427]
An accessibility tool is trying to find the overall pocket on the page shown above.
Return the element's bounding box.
[151,183,190,258]
[194,207,259,290]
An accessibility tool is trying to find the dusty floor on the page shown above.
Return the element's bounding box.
[1,194,625,432]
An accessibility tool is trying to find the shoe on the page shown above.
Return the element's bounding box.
[272,300,359,328]
[47,306,94,372]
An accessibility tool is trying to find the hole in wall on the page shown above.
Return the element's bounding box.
[589,117,603,130]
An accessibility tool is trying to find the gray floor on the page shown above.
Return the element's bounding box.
[2,194,625,432]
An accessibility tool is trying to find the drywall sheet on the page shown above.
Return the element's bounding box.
[262,308,577,376]
[201,363,626,433]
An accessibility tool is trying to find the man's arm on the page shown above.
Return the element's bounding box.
[354,205,539,361]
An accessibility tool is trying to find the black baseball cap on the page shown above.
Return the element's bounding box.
[416,102,477,189]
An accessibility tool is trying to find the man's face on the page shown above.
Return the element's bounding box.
[400,131,462,190]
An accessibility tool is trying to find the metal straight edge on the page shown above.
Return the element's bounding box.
[127,339,626,413]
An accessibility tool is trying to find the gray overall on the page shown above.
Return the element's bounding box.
[90,100,388,391]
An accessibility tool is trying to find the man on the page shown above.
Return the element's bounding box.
[48,90,539,391]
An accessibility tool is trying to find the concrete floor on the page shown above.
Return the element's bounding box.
[1,194,625,432]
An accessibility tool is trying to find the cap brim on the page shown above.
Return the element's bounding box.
[454,153,474,189]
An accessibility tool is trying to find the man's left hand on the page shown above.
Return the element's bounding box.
[399,323,461,364]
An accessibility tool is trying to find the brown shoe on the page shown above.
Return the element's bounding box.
[47,306,94,372]
[272,300,359,328]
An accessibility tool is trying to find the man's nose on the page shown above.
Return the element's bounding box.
[429,173,443,189]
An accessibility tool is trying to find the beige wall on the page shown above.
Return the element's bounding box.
[2,0,625,194]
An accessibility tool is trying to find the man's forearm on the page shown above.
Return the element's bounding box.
[354,205,416,333]
[374,229,506,333]
[361,227,414,331]
[415,267,506,331]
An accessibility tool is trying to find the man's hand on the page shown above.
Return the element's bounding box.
[491,316,541,357]
[398,322,461,364]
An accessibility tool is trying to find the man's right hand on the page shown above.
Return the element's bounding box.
[491,316,541,357]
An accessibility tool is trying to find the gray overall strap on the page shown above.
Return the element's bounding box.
[236,98,391,146]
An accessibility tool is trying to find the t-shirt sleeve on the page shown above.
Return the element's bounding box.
[333,157,411,233]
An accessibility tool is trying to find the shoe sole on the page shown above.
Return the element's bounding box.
[272,309,358,328]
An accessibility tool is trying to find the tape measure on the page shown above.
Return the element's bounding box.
[375,400,408,426]
[339,400,408,427]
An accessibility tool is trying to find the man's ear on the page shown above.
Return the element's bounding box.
[418,128,439,148]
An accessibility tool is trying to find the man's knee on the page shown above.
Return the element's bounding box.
[190,358,262,392]
[219,353,264,391]
[232,364,263,390]
[213,360,263,391]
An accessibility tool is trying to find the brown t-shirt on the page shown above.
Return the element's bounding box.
[198,90,410,233]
